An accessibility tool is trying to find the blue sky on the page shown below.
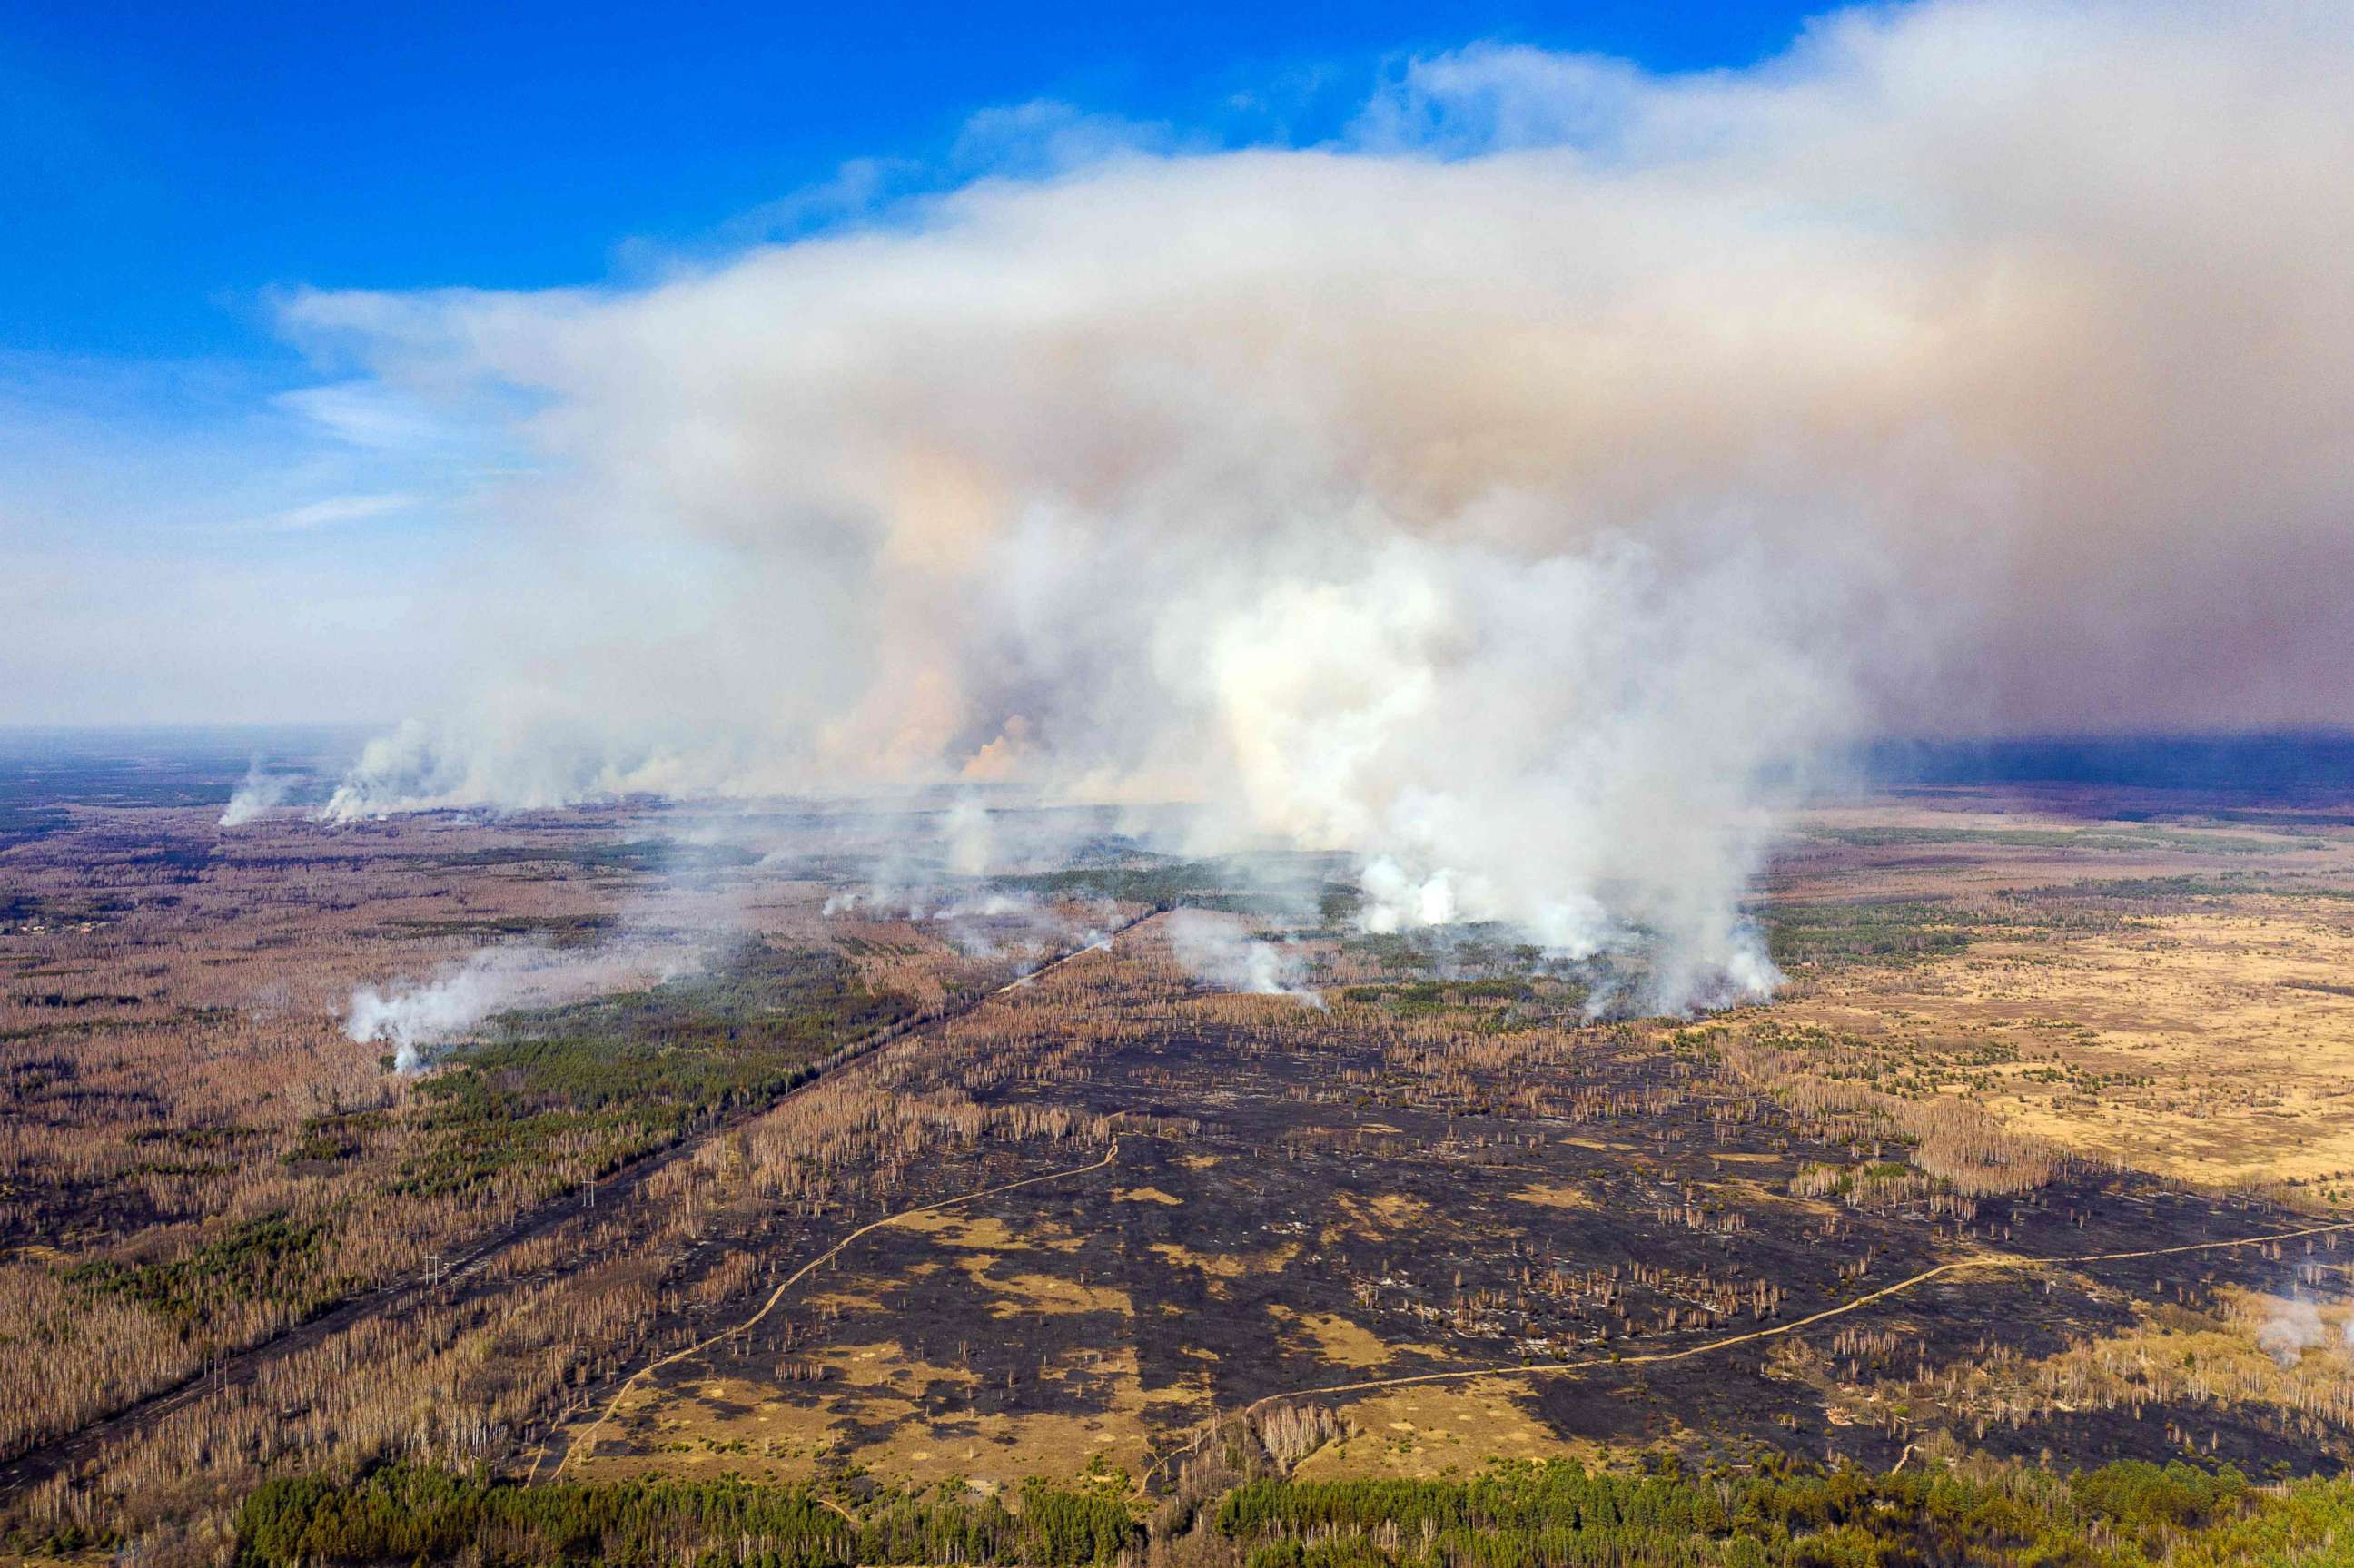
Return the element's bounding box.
[5,2,1812,361]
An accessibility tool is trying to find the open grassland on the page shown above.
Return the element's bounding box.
[1757,798,2354,1190]
[1770,901,2354,1186]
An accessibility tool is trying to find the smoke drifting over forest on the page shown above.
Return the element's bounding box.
[1164,910,1323,1008]
[346,943,697,1073]
[287,2,2352,1005]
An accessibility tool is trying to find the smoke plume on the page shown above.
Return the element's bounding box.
[347,943,688,1072]
[1164,910,1322,1006]
[220,764,300,827]
[2256,1296,2329,1366]
[289,2,2354,1009]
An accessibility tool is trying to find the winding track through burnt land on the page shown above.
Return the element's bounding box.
[540,1132,1134,1478]
[519,1063,2354,1498]
[0,912,1160,1504]
[1139,1215,2354,1486]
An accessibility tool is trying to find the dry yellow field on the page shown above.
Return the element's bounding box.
[1792,911,2354,1184]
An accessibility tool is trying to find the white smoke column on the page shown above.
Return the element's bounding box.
[1165,909,1322,1007]
[2256,1296,2326,1366]
[220,764,298,827]
[942,796,995,876]
[347,951,527,1073]
[346,942,691,1072]
[1197,537,1836,1004]
[292,3,2354,1010]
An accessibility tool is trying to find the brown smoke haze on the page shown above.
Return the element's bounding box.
[283,1,2354,1003]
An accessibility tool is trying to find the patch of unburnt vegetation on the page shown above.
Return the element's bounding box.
[0,892,129,932]
[381,913,618,947]
[208,1453,2354,1568]
[994,858,1228,907]
[435,840,763,876]
[66,1213,344,1328]
[0,805,75,851]
[1764,901,1976,969]
[401,942,919,1198]
[1214,1454,2351,1568]
[1805,823,2294,855]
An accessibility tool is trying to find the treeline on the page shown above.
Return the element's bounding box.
[1763,899,1976,970]
[231,1464,1139,1568]
[222,1456,2354,1568]
[1214,1456,2354,1568]
[1217,1464,1727,1566]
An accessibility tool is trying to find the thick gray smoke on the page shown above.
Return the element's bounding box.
[293,2,2354,1009]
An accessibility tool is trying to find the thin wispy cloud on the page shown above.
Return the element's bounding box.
[272,381,451,451]
[260,492,419,532]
